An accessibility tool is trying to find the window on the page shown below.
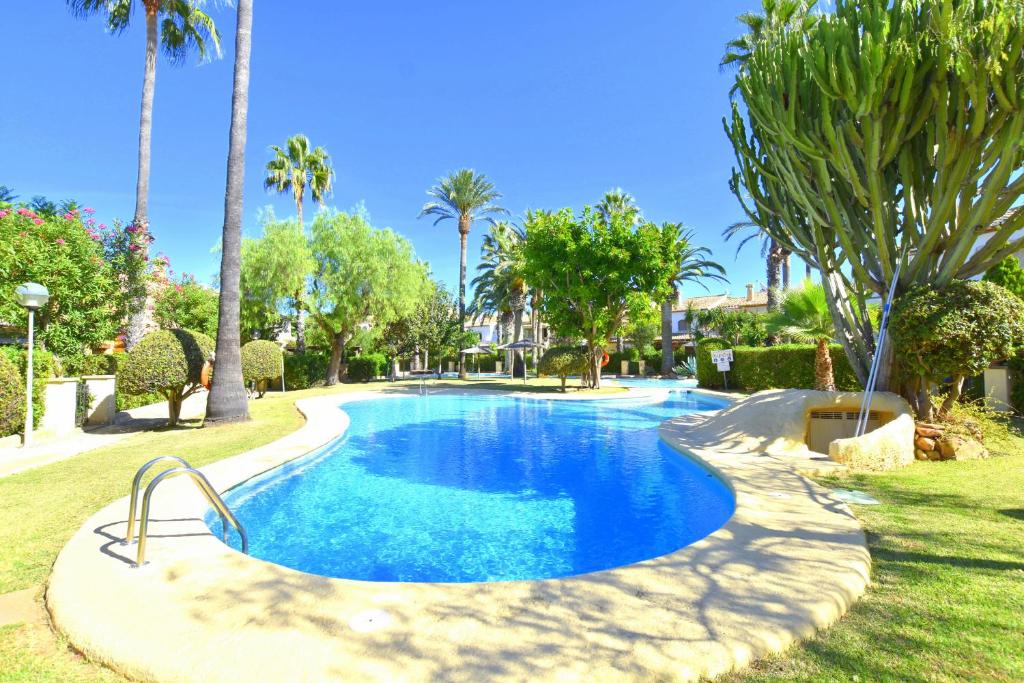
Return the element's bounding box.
[677,319,687,333]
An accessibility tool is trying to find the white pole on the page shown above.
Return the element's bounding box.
[24,309,34,448]
[281,352,286,393]
[856,248,907,436]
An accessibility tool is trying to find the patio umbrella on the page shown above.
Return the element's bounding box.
[460,346,493,377]
[497,339,537,383]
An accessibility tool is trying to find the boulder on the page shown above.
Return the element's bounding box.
[914,448,930,461]
[915,426,943,439]
[937,435,989,461]
[914,435,937,452]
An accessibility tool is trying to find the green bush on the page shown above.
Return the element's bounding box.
[117,329,214,426]
[240,340,283,397]
[729,344,860,392]
[1009,354,1024,415]
[696,338,731,389]
[538,346,589,391]
[347,353,387,383]
[283,353,329,390]
[0,346,57,429]
[0,354,25,437]
[61,353,118,377]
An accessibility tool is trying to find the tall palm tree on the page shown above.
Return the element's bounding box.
[206,0,252,424]
[69,0,220,350]
[419,169,507,379]
[472,222,528,376]
[264,134,334,227]
[723,220,789,311]
[660,225,727,375]
[264,134,333,353]
[767,280,837,391]
[721,0,819,72]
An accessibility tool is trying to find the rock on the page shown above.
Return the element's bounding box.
[915,426,942,438]
[915,436,937,451]
[936,435,989,461]
[917,422,942,431]
[914,448,930,461]
[927,449,943,461]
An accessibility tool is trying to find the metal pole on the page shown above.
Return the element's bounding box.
[855,250,906,436]
[23,309,34,449]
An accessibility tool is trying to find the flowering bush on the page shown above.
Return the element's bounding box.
[101,220,152,346]
[0,353,25,438]
[0,205,118,357]
[153,272,219,339]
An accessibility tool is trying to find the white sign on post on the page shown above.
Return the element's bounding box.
[715,361,731,372]
[710,349,734,364]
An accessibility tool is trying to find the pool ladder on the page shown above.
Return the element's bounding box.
[123,456,248,568]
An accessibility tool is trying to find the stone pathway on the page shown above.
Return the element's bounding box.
[0,588,42,627]
[0,392,208,479]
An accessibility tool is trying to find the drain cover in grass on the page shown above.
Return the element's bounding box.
[832,489,881,505]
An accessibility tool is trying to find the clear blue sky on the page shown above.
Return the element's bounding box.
[1,1,774,298]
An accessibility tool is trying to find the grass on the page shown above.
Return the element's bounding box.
[1,386,1021,681]
[727,417,1024,683]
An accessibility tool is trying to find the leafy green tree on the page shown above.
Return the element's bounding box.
[718,310,769,347]
[414,285,464,372]
[537,346,589,392]
[0,186,17,203]
[264,133,334,227]
[984,256,1024,302]
[891,280,1024,421]
[766,281,838,391]
[725,0,1024,399]
[240,216,314,349]
[471,221,529,376]
[522,206,675,389]
[659,224,726,374]
[419,169,507,378]
[119,328,214,426]
[154,274,219,339]
[206,0,251,424]
[0,206,118,357]
[310,211,430,384]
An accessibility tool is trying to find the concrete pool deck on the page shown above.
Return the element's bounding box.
[47,387,871,682]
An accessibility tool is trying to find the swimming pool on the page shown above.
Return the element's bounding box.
[208,391,734,583]
[611,377,699,389]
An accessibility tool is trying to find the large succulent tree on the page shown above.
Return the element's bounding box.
[68,0,220,350]
[726,0,1024,396]
[419,170,507,379]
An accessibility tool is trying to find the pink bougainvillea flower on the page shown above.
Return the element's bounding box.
[128,243,139,251]
[83,207,95,214]
[175,285,183,293]
[63,213,74,220]
[56,238,65,245]
[17,208,29,215]
[33,218,43,225]
[98,223,107,229]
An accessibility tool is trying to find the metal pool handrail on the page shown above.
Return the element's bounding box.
[124,457,248,567]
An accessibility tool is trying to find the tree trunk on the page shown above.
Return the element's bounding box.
[660,289,675,376]
[166,390,181,427]
[765,240,782,347]
[327,332,345,385]
[295,305,306,353]
[295,194,303,227]
[205,0,253,424]
[124,9,159,351]
[781,249,791,290]
[589,343,603,390]
[512,306,525,378]
[939,374,965,417]
[805,261,813,279]
[814,337,836,392]
[458,220,469,379]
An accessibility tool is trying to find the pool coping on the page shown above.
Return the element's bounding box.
[46,387,870,682]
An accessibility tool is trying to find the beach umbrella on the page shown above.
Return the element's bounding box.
[497,339,537,383]
[460,345,493,377]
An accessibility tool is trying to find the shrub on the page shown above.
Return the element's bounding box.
[729,344,860,392]
[0,354,25,437]
[347,353,387,383]
[117,329,214,426]
[283,353,329,390]
[1010,354,1024,415]
[538,346,589,391]
[61,353,118,377]
[891,280,1024,418]
[240,340,283,397]
[695,338,731,389]
[0,346,57,429]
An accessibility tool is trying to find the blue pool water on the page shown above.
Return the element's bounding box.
[611,377,699,389]
[209,391,734,583]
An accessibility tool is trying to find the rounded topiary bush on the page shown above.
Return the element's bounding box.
[695,337,731,389]
[538,346,589,391]
[892,279,1024,419]
[118,329,214,426]
[241,340,283,397]
[0,354,25,438]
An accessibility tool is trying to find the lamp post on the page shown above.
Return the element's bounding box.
[15,283,50,448]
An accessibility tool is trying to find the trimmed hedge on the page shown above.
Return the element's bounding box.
[348,353,387,383]
[284,353,329,390]
[62,353,118,377]
[696,338,731,389]
[697,341,861,392]
[538,346,589,391]
[0,346,57,429]
[0,353,25,437]
[117,329,214,426]
[241,340,283,397]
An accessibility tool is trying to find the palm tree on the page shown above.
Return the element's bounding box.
[264,134,333,353]
[724,220,789,313]
[721,0,819,72]
[69,0,220,350]
[0,186,17,203]
[206,0,252,424]
[660,225,727,375]
[264,134,334,227]
[596,188,639,225]
[767,280,837,391]
[419,169,507,379]
[472,222,528,376]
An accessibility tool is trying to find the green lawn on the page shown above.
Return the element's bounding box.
[1,387,1021,682]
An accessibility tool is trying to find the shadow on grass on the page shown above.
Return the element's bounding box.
[998,508,1024,521]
